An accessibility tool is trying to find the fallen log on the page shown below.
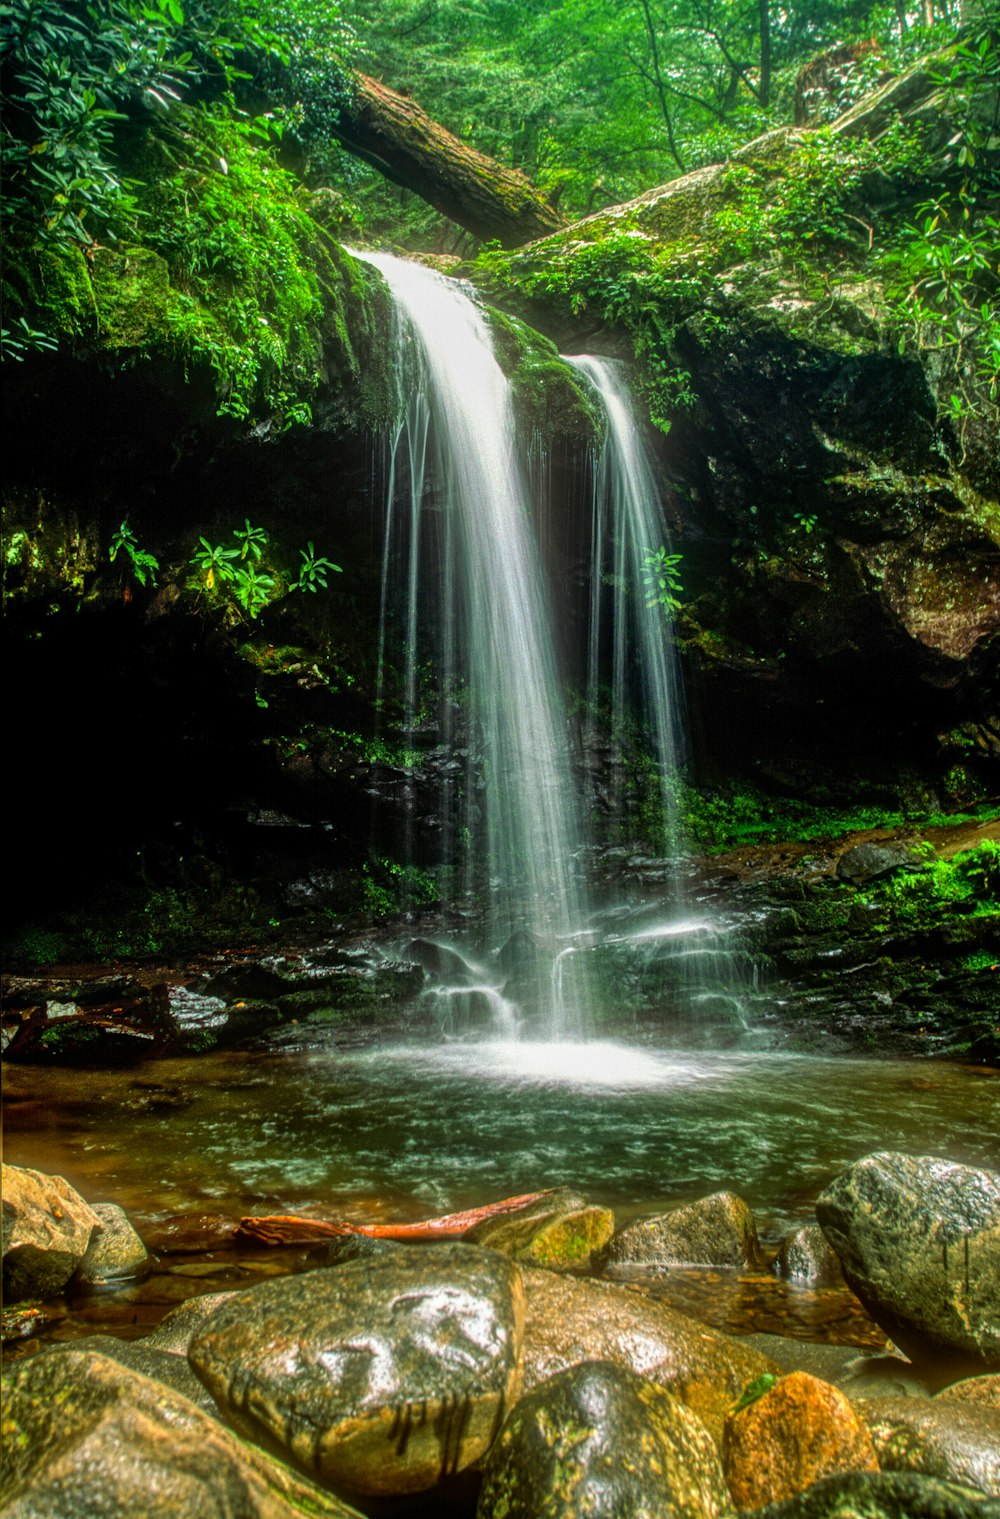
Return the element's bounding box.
[330,73,566,248]
[237,1188,555,1247]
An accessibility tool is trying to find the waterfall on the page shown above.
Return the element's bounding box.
[356,251,592,1035]
[569,356,684,854]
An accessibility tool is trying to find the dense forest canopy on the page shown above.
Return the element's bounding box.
[1,0,997,422]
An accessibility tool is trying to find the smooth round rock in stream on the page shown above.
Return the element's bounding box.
[606,1190,762,1269]
[723,1370,878,1508]
[739,1470,1000,1517]
[466,1187,615,1271]
[74,1202,151,1285]
[477,1359,734,1519]
[1,1162,102,1302]
[816,1153,1000,1366]
[521,1268,778,1444]
[858,1395,1000,1496]
[188,1242,525,1496]
[1,1348,362,1518]
[775,1224,844,1284]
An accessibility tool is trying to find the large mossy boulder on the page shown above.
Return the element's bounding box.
[477,1360,734,1519]
[1,1349,363,1518]
[188,1242,525,1497]
[2,1162,102,1302]
[816,1153,1000,1368]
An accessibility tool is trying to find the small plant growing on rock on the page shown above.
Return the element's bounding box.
[294,541,341,593]
[642,545,683,615]
[190,537,238,588]
[109,520,159,595]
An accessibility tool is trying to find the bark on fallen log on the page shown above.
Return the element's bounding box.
[330,73,565,248]
[237,1189,555,1246]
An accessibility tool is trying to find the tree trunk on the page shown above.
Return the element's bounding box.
[759,0,772,108]
[330,73,565,248]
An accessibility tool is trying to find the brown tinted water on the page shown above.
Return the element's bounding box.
[3,1039,996,1351]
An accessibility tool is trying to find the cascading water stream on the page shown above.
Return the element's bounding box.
[570,356,684,855]
[357,250,592,1036]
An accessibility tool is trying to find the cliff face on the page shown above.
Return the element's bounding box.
[467,48,999,806]
[2,45,997,955]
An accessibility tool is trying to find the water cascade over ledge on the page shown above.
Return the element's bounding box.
[356,250,747,1050]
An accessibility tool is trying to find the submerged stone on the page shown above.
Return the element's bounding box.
[188,1242,525,1496]
[477,1359,734,1519]
[816,1153,1000,1367]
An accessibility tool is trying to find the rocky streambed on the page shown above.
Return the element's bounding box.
[3,1152,999,1516]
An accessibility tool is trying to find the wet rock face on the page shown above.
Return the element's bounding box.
[607,1190,762,1269]
[1,1162,101,1302]
[859,1395,1000,1497]
[816,1153,1000,1367]
[736,1469,1000,1516]
[466,1187,615,1272]
[722,1371,878,1508]
[477,1360,734,1519]
[74,1202,150,1286]
[520,1268,778,1444]
[188,1242,525,1496]
[1,1349,362,1518]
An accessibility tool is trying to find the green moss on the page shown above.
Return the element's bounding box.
[484,307,605,445]
[89,247,172,349]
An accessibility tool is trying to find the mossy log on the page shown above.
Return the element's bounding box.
[332,72,565,247]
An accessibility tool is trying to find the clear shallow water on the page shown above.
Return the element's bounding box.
[4,1040,996,1241]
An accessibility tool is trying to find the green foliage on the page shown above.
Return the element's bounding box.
[188,520,342,619]
[860,839,1000,927]
[642,545,684,613]
[362,856,440,916]
[732,1373,778,1415]
[109,518,159,589]
[295,541,342,592]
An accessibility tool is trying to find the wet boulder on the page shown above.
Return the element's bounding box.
[858,1395,1000,1496]
[2,1162,102,1302]
[836,842,922,884]
[143,1290,238,1355]
[937,1378,1000,1414]
[477,1359,734,1519]
[607,1190,762,1270]
[723,1370,878,1508]
[188,1242,525,1496]
[74,1202,151,1286]
[41,1334,217,1413]
[521,1268,778,1444]
[816,1153,1000,1367]
[736,1470,1000,1516]
[775,1224,844,1284]
[1,1349,361,1517]
[466,1187,615,1272]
